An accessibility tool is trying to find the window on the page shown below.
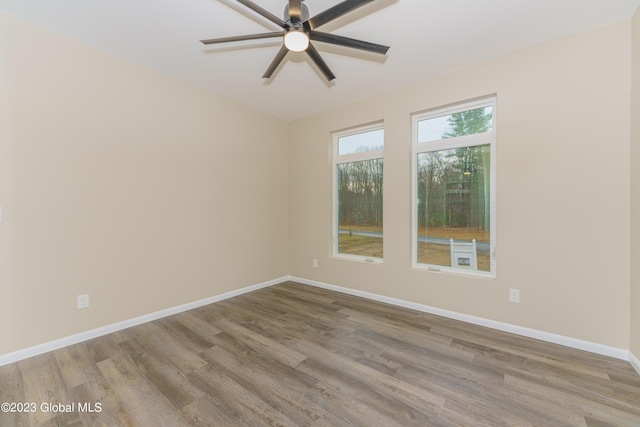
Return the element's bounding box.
[333,124,384,261]
[412,98,496,276]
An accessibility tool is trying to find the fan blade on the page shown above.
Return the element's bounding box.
[263,45,289,78]
[306,43,336,81]
[200,31,283,45]
[288,0,302,21]
[310,31,389,55]
[307,0,374,30]
[237,0,286,28]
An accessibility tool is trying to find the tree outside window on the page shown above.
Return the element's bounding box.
[334,126,384,260]
[414,100,495,275]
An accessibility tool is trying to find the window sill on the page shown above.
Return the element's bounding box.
[333,254,384,265]
[412,264,495,279]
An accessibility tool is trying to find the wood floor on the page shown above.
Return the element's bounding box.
[1,281,639,426]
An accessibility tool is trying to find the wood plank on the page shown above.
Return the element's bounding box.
[212,318,308,367]
[18,353,79,425]
[69,376,133,427]
[199,337,318,401]
[120,339,205,410]
[196,336,323,424]
[187,364,298,426]
[302,380,430,426]
[96,354,190,426]
[0,362,30,427]
[0,281,638,426]
[505,373,640,426]
[53,342,101,389]
[126,322,208,376]
[292,339,446,416]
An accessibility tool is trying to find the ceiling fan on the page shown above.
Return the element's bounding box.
[200,0,390,81]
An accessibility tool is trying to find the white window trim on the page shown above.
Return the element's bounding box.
[411,97,496,278]
[332,122,384,264]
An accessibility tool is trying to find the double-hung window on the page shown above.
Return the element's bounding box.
[412,97,496,276]
[333,124,384,262]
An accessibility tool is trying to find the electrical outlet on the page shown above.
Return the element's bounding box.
[313,259,318,268]
[77,294,89,309]
[509,289,520,303]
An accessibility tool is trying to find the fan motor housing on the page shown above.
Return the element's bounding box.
[284,2,310,23]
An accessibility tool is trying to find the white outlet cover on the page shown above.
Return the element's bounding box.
[77,294,90,309]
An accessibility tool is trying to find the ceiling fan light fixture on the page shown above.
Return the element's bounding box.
[200,0,390,82]
[284,29,309,52]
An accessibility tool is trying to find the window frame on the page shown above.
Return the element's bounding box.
[411,97,496,278]
[332,122,384,264]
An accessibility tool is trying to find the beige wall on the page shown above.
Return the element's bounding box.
[1,11,636,358]
[0,13,289,355]
[631,8,640,359]
[289,22,632,349]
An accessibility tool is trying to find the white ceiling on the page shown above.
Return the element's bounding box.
[2,0,639,121]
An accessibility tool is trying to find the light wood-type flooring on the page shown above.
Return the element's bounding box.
[1,281,639,426]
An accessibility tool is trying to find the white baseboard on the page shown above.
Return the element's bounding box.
[630,351,640,376]
[2,275,635,370]
[289,276,631,362]
[0,276,287,367]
